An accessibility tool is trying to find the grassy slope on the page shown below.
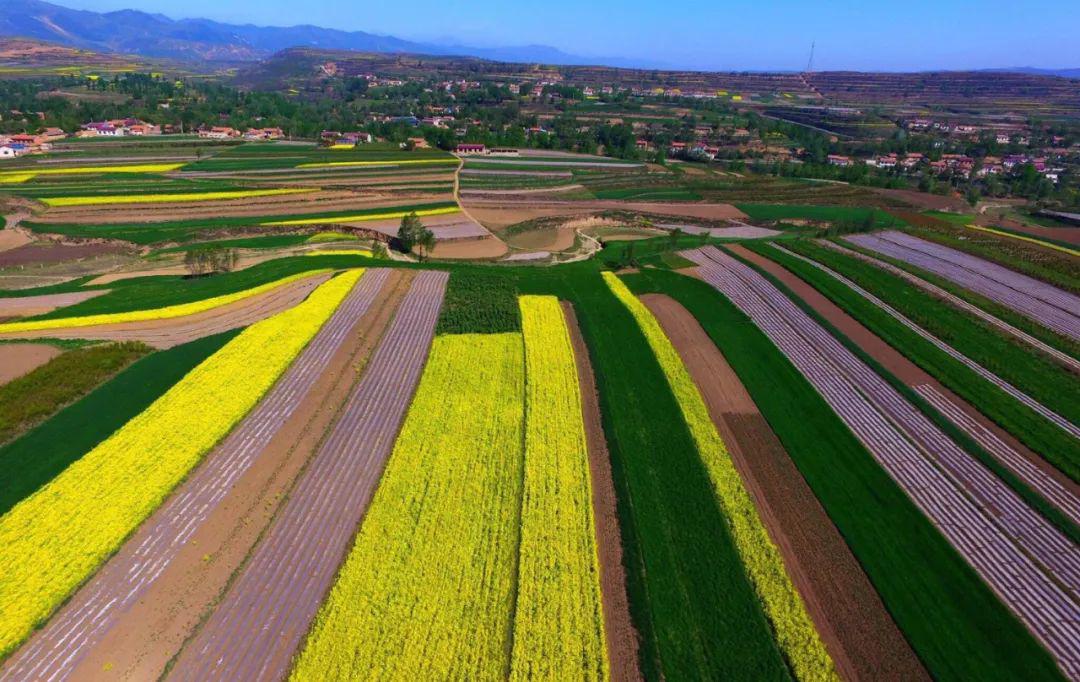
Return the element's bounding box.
[0,331,237,516]
[518,267,791,681]
[775,239,1080,480]
[625,268,1062,682]
[0,342,149,445]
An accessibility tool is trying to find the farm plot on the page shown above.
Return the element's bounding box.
[755,240,1080,488]
[0,269,394,682]
[293,296,608,680]
[847,232,1080,342]
[169,271,448,681]
[684,246,1080,678]
[38,187,316,207]
[291,332,527,681]
[0,271,362,659]
[0,270,328,335]
[625,268,1061,681]
[819,240,1080,372]
[603,272,836,682]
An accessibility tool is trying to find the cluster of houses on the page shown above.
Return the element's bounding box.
[0,127,66,158]
[319,130,374,146]
[195,126,284,140]
[826,150,1067,183]
[904,118,1034,145]
[77,118,162,137]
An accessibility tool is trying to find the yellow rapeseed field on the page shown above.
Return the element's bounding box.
[304,249,372,257]
[0,270,328,334]
[292,333,525,680]
[0,163,183,181]
[602,272,838,682]
[263,206,459,227]
[511,296,608,681]
[0,173,36,184]
[41,187,316,207]
[0,269,363,658]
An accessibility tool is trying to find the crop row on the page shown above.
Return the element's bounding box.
[0,270,391,682]
[602,272,837,682]
[40,187,316,207]
[173,271,449,680]
[263,205,460,226]
[0,270,327,334]
[623,267,1062,681]
[685,246,1080,678]
[0,271,362,658]
[291,332,527,680]
[759,240,1080,489]
[0,163,184,182]
[0,334,233,517]
[511,296,608,680]
[847,232,1080,342]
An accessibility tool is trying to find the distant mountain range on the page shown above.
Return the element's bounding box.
[0,0,643,66]
[980,67,1080,79]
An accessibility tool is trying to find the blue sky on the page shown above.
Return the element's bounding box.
[56,0,1080,71]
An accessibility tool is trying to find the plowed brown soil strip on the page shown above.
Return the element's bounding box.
[729,243,1080,501]
[0,273,330,348]
[640,292,929,682]
[0,289,109,318]
[64,270,413,681]
[0,343,61,385]
[562,302,642,682]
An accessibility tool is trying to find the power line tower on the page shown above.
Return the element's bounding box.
[805,40,816,74]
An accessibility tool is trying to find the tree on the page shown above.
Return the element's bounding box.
[417,227,436,261]
[396,211,433,258]
[183,246,237,277]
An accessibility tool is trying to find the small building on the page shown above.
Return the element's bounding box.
[199,126,241,139]
[456,143,487,155]
[243,127,284,141]
[0,143,29,158]
[826,154,852,167]
[488,148,519,157]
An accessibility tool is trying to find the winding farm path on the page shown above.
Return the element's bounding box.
[0,269,390,682]
[168,270,448,682]
[683,246,1080,678]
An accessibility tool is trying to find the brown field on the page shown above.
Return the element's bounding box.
[642,291,929,682]
[871,188,972,212]
[463,199,747,230]
[0,242,130,266]
[0,289,109,317]
[563,302,642,682]
[427,235,508,259]
[0,343,61,385]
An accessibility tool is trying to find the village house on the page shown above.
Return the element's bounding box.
[635,138,654,152]
[0,143,28,159]
[243,127,284,141]
[199,126,241,139]
[78,121,125,137]
[455,143,487,155]
[127,123,162,136]
[826,154,852,166]
[38,127,66,142]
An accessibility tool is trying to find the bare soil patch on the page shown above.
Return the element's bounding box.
[428,235,508,259]
[68,270,413,681]
[562,302,642,682]
[0,273,330,348]
[507,226,576,252]
[973,215,1080,246]
[0,229,31,253]
[464,200,747,228]
[0,242,129,267]
[0,343,61,385]
[0,289,108,317]
[871,188,971,213]
[641,292,929,682]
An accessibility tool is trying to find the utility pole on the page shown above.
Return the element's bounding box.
[805,40,816,74]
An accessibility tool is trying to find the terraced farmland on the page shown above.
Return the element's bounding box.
[1,156,1077,682]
